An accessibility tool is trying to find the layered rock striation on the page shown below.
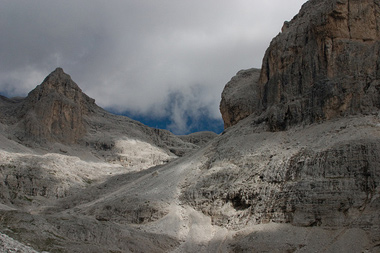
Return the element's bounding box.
[1,1,380,252]
[182,117,380,231]
[221,0,380,131]
[183,0,380,250]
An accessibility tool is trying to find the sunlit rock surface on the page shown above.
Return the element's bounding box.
[0,0,380,252]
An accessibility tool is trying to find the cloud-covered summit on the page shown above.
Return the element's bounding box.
[0,0,305,134]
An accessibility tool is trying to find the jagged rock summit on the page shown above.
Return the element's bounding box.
[1,1,380,252]
[221,0,380,130]
[0,67,214,156]
[20,67,95,144]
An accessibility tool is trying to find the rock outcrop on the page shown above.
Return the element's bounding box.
[0,67,215,155]
[15,68,96,144]
[220,68,260,128]
[181,0,380,250]
[1,1,380,252]
[221,0,380,130]
[0,68,218,204]
[182,116,380,232]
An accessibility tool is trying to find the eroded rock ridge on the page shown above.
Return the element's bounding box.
[1,1,380,252]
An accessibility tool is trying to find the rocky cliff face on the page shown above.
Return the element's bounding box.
[220,68,260,128]
[181,116,380,232]
[7,68,96,144]
[221,0,380,130]
[1,1,380,252]
[182,0,380,250]
[0,67,215,154]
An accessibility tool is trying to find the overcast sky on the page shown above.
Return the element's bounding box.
[0,0,306,134]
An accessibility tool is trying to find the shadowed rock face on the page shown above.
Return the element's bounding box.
[182,1,380,249]
[220,68,261,128]
[2,1,380,252]
[221,0,380,130]
[18,67,96,144]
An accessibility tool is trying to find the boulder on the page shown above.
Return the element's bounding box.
[220,68,260,128]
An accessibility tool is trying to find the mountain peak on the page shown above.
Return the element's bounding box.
[45,67,72,85]
[36,67,82,99]
[19,68,96,144]
[53,67,64,73]
[26,67,95,107]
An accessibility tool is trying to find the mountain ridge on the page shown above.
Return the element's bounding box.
[0,67,216,155]
[1,0,380,252]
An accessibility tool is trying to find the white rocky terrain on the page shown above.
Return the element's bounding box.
[1,0,380,252]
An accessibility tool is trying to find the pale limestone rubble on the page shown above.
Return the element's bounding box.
[0,0,380,252]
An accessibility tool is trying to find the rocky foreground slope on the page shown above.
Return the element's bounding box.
[0,0,380,252]
[0,67,216,208]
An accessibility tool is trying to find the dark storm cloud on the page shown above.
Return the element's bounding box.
[0,0,306,134]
